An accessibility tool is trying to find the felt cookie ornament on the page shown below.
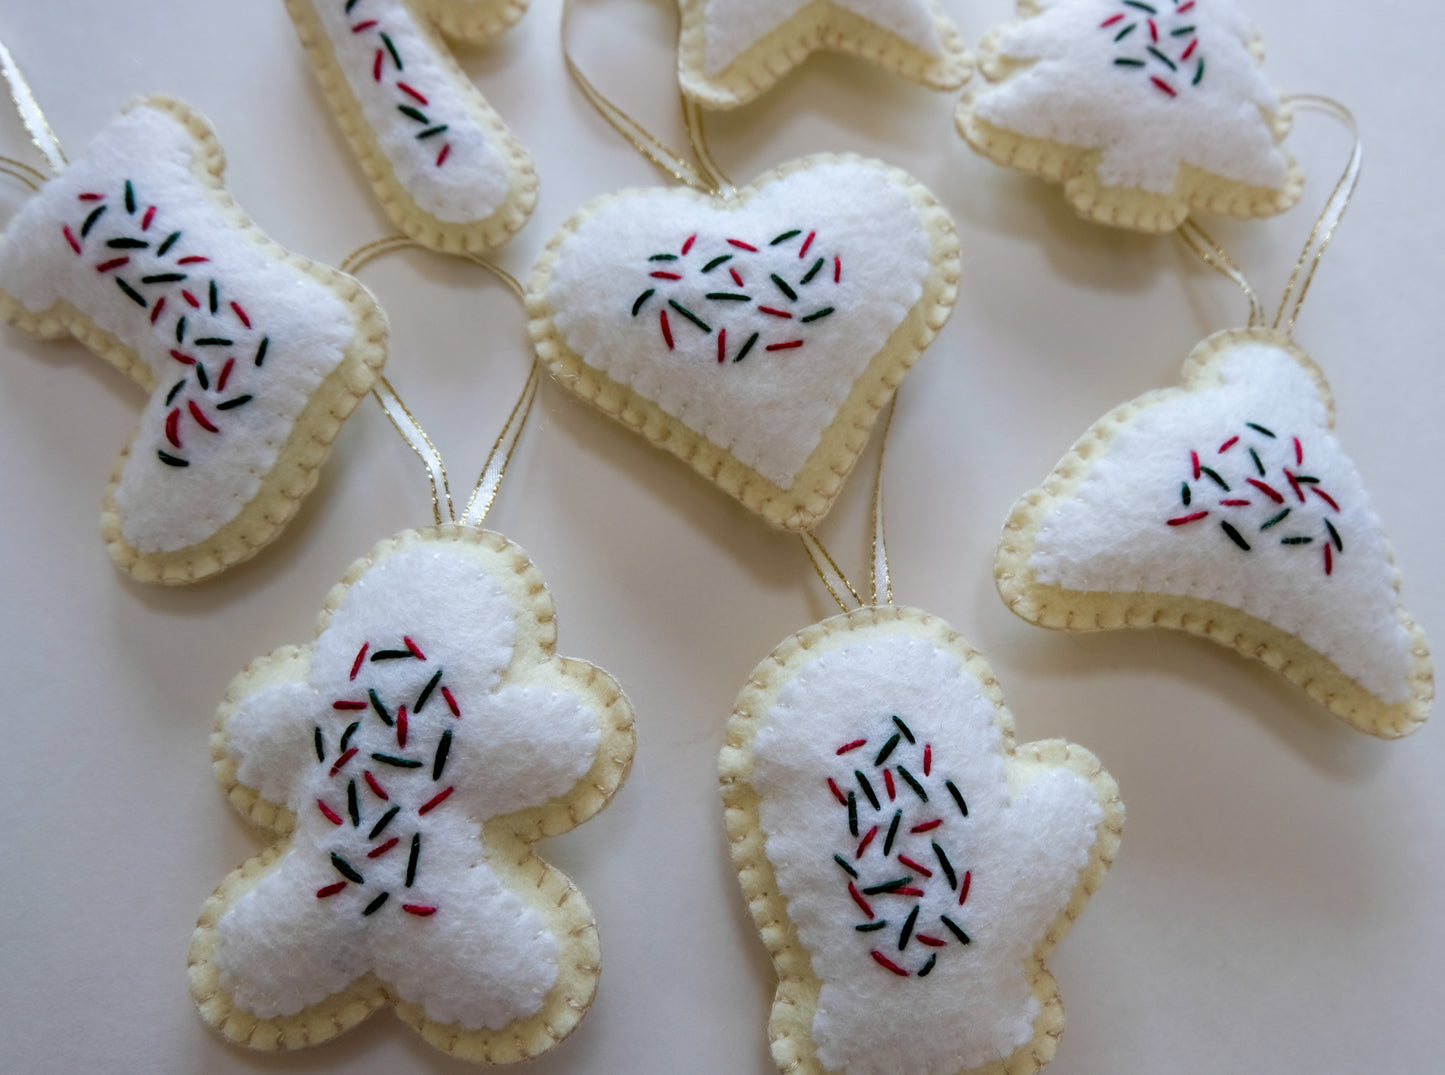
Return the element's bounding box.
[0,95,387,583]
[677,0,972,109]
[528,154,960,529]
[957,0,1303,232]
[284,0,537,253]
[723,509,1123,1073]
[190,248,636,1060]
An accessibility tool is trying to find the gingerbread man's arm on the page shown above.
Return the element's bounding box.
[220,651,324,813]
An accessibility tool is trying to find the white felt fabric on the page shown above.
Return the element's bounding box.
[215,545,602,1030]
[546,161,931,487]
[1030,340,1416,704]
[975,0,1288,193]
[753,635,1101,1074]
[702,0,947,74]
[0,104,353,553]
[308,0,510,222]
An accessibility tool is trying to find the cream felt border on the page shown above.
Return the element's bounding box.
[955,11,1304,234]
[677,0,972,110]
[995,328,1434,739]
[719,605,1124,1075]
[188,525,637,1063]
[0,96,388,585]
[525,154,961,531]
[284,0,538,255]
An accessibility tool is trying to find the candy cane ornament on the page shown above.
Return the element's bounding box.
[285,0,537,253]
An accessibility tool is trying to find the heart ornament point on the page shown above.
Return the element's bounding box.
[722,606,1123,1075]
[527,155,959,530]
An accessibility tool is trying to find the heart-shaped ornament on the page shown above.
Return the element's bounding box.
[997,329,1433,737]
[722,606,1122,1075]
[527,155,959,530]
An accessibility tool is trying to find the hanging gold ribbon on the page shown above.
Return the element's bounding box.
[340,237,540,529]
[560,0,733,197]
[0,36,65,175]
[1178,94,1360,336]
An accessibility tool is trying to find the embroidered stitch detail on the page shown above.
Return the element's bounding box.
[829,715,972,977]
[1169,420,1345,575]
[628,228,844,362]
[344,0,453,167]
[1103,0,1204,95]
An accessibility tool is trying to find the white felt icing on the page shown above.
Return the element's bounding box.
[546,160,931,487]
[974,0,1288,193]
[0,104,354,554]
[305,0,510,222]
[702,0,947,74]
[215,544,602,1030]
[1030,340,1416,704]
[753,635,1101,1074]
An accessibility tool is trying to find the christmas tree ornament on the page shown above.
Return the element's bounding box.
[956,0,1303,233]
[189,240,635,1062]
[284,0,537,254]
[995,110,1433,737]
[722,430,1124,1074]
[677,0,972,110]
[0,86,388,583]
[531,18,960,529]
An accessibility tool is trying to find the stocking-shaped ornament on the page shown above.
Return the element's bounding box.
[284,0,537,253]
[957,0,1302,232]
[996,329,1433,737]
[723,606,1123,1074]
[0,97,387,582]
[677,0,972,109]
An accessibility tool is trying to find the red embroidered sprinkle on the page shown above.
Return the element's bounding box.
[176,256,209,265]
[727,239,757,251]
[404,636,426,660]
[1101,13,1124,26]
[870,950,909,976]
[910,819,942,834]
[682,234,697,255]
[917,934,946,948]
[165,409,182,449]
[350,644,369,680]
[958,870,972,906]
[402,904,438,916]
[396,705,409,748]
[717,327,727,363]
[1324,543,1334,575]
[329,747,359,777]
[418,786,454,815]
[398,81,428,105]
[169,349,195,366]
[317,800,344,826]
[1178,1,1195,11]
[373,49,384,81]
[1168,511,1209,526]
[150,295,166,324]
[368,837,400,859]
[1285,471,1306,503]
[216,357,235,393]
[1151,76,1178,97]
[78,192,104,201]
[95,256,129,273]
[229,301,251,328]
[441,686,460,717]
[848,882,875,919]
[364,771,389,800]
[855,825,878,859]
[1246,478,1284,504]
[141,206,156,231]
[766,340,804,352]
[189,400,219,433]
[834,257,842,283]
[1219,436,1239,453]
[352,18,379,31]
[895,886,925,898]
[923,744,931,776]
[758,306,793,319]
[1181,38,1199,60]
[182,290,200,308]
[898,855,934,878]
[1294,437,1304,465]
[436,143,451,167]
[883,769,896,801]
[1220,499,1252,507]
[1191,451,1201,479]
[333,700,368,711]
[316,881,347,898]
[1148,18,1158,42]
[730,267,745,287]
[827,778,848,806]
[799,231,815,258]
[62,225,81,254]
[650,271,682,280]
[660,309,675,349]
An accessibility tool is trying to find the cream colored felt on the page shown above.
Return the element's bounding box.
[996,329,1433,738]
[526,155,959,531]
[722,606,1123,1075]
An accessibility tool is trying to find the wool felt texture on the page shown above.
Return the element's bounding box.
[956,0,1302,233]
[285,0,537,254]
[0,97,387,584]
[678,0,971,110]
[721,606,1123,1075]
[527,154,960,530]
[189,526,636,1062]
[997,329,1433,738]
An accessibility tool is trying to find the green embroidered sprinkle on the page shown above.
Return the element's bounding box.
[417,124,448,139]
[115,278,146,307]
[702,254,733,273]
[863,878,911,896]
[631,289,655,316]
[801,307,835,323]
[896,765,928,802]
[1194,58,1205,85]
[124,180,136,214]
[770,230,801,245]
[1325,520,1344,552]
[733,332,759,363]
[1200,466,1230,491]
[1281,536,1314,546]
[1115,23,1138,42]
[800,258,825,285]
[667,299,711,333]
[1181,482,1192,506]
[156,231,180,256]
[834,854,859,878]
[1260,508,1291,531]
[1247,422,1276,438]
[705,293,751,302]
[856,921,889,932]
[1114,57,1145,66]
[770,274,798,301]
[1250,448,1266,476]
[649,254,678,261]
[380,31,402,70]
[1220,521,1251,550]
[1147,46,1178,70]
[398,105,428,124]
[1172,24,1197,36]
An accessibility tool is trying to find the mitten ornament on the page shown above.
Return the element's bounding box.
[527,154,960,530]
[722,606,1122,1074]
[189,526,634,1060]
[957,0,1302,232]
[677,0,972,109]
[0,97,387,583]
[284,0,537,253]
[996,328,1432,737]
